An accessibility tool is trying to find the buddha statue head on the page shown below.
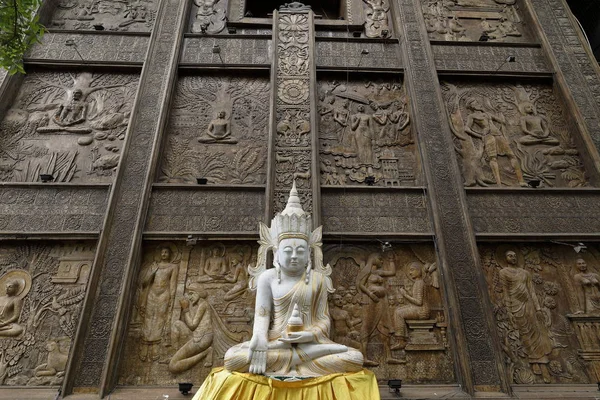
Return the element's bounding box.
[250,181,333,292]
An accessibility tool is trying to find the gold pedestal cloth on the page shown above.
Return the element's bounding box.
[192,367,381,400]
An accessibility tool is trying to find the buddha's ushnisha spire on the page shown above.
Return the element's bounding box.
[281,180,305,216]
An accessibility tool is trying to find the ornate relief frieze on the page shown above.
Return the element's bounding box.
[421,0,531,42]
[26,33,149,64]
[0,186,108,233]
[0,71,139,184]
[272,5,316,214]
[119,242,255,385]
[145,188,265,233]
[321,190,431,233]
[480,243,600,384]
[528,0,600,154]
[118,241,454,385]
[49,0,158,32]
[396,0,504,388]
[467,190,600,234]
[316,40,402,69]
[0,242,95,386]
[432,44,550,73]
[181,38,271,66]
[441,81,589,188]
[318,79,418,187]
[158,76,270,185]
[324,244,454,382]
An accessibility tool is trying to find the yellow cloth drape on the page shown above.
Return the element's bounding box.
[192,368,381,400]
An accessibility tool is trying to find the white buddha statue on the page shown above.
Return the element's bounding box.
[224,182,364,376]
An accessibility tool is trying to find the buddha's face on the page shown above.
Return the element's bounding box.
[277,238,309,276]
[5,281,18,296]
[577,258,588,271]
[505,251,518,266]
[72,89,83,100]
[160,248,170,261]
[524,103,534,114]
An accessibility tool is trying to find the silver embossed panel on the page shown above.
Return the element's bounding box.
[321,190,431,234]
[0,185,109,233]
[145,187,265,233]
[468,190,600,235]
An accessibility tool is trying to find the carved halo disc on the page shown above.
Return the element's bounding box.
[0,269,33,299]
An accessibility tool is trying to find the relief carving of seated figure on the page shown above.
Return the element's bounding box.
[224,182,364,376]
[53,89,88,127]
[517,102,559,146]
[198,111,238,144]
[0,277,29,338]
[392,262,430,350]
[198,246,228,282]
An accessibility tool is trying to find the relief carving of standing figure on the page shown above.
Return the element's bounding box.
[573,258,600,315]
[351,105,377,165]
[358,253,404,366]
[139,246,179,361]
[499,250,553,382]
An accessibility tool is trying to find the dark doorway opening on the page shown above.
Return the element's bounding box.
[245,0,343,19]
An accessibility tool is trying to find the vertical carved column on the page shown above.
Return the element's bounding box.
[62,0,190,395]
[269,3,320,224]
[392,0,509,394]
[526,0,600,171]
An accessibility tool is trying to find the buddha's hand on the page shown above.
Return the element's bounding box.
[278,331,314,344]
[248,334,268,374]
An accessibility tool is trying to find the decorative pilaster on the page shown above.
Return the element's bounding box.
[269,2,320,224]
[392,0,509,394]
[61,0,190,395]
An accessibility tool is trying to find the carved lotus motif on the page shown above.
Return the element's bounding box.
[278,79,309,105]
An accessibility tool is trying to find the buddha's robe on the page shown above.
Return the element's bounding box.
[224,271,364,376]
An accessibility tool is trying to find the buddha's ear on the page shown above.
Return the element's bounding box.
[310,226,322,247]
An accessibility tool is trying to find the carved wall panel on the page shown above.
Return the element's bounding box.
[321,190,432,234]
[324,244,455,383]
[49,0,158,31]
[119,241,256,385]
[420,0,532,42]
[0,186,109,234]
[158,75,270,185]
[432,44,549,73]
[441,81,589,188]
[361,0,391,38]
[318,78,419,187]
[0,71,139,183]
[316,40,402,70]
[145,187,265,233]
[0,242,95,386]
[480,243,600,384]
[26,33,150,64]
[468,190,600,235]
[181,37,271,66]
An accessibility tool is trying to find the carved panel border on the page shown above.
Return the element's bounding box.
[528,0,600,155]
[0,185,108,234]
[468,189,600,235]
[316,39,403,70]
[181,37,271,65]
[25,33,150,64]
[66,0,190,393]
[321,189,432,234]
[145,186,265,233]
[432,44,550,74]
[395,0,506,391]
